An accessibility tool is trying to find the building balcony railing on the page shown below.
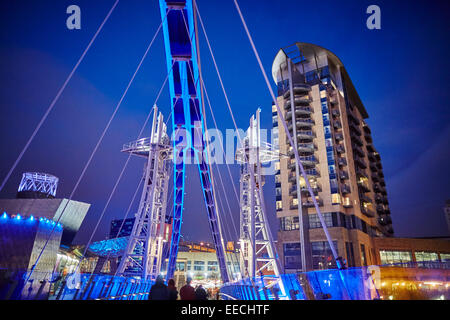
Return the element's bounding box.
[347,108,360,125]
[364,133,372,143]
[289,184,321,196]
[302,198,324,207]
[282,83,312,98]
[341,184,351,194]
[339,171,349,180]
[285,107,312,120]
[343,201,353,208]
[295,130,316,141]
[355,167,368,179]
[349,122,362,136]
[334,132,344,141]
[375,195,383,203]
[360,206,375,218]
[352,143,365,157]
[354,155,367,169]
[336,145,345,154]
[337,157,347,167]
[331,109,340,117]
[371,173,379,182]
[351,132,363,147]
[357,181,371,193]
[284,97,312,109]
[376,204,385,213]
[333,120,342,129]
[359,193,372,204]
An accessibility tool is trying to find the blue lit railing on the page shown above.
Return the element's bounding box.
[0,269,154,300]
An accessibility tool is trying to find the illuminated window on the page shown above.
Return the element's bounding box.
[331,193,341,204]
[415,251,439,268]
[380,250,412,266]
[276,201,283,210]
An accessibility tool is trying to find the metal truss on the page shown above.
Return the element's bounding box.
[159,0,229,283]
[18,172,59,197]
[117,106,172,280]
[237,109,285,293]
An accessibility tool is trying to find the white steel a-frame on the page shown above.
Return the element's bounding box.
[117,105,172,280]
[236,109,284,291]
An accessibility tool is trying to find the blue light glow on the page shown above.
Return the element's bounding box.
[16,214,21,220]
[1,212,7,219]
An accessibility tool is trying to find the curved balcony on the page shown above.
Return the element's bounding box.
[341,184,351,194]
[336,145,345,154]
[356,167,368,179]
[284,97,312,109]
[296,130,316,142]
[339,171,349,180]
[352,144,365,158]
[351,132,363,147]
[354,156,367,169]
[361,206,375,218]
[302,198,324,207]
[332,109,340,117]
[337,157,347,167]
[359,193,372,204]
[371,174,379,182]
[282,84,312,99]
[334,132,344,141]
[357,181,371,193]
[376,204,385,214]
[333,120,342,129]
[349,122,362,136]
[288,119,315,132]
[285,107,312,120]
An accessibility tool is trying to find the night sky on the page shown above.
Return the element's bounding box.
[0,0,449,246]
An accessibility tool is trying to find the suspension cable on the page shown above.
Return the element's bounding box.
[232,0,341,266]
[75,61,176,276]
[24,11,171,284]
[0,0,120,193]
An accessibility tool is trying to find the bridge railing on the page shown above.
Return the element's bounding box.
[0,269,154,300]
[220,262,450,300]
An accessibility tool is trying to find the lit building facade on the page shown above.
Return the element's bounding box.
[271,43,394,272]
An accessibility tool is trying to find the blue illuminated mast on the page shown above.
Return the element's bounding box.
[159,0,229,283]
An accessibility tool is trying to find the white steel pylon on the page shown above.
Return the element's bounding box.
[117,105,172,280]
[236,109,284,293]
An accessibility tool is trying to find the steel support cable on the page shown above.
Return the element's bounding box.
[232,0,341,266]
[182,8,258,282]
[180,11,230,283]
[0,0,120,193]
[213,176,237,280]
[211,164,250,281]
[24,12,171,284]
[179,12,242,251]
[110,95,179,278]
[94,176,142,280]
[184,51,251,281]
[193,3,243,148]
[189,7,260,280]
[77,64,177,277]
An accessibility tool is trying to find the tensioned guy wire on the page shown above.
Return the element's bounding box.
[0,0,120,193]
[24,10,171,284]
[232,0,341,265]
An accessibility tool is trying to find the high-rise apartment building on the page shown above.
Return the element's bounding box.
[271,43,393,272]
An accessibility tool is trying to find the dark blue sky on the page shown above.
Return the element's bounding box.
[0,0,449,245]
